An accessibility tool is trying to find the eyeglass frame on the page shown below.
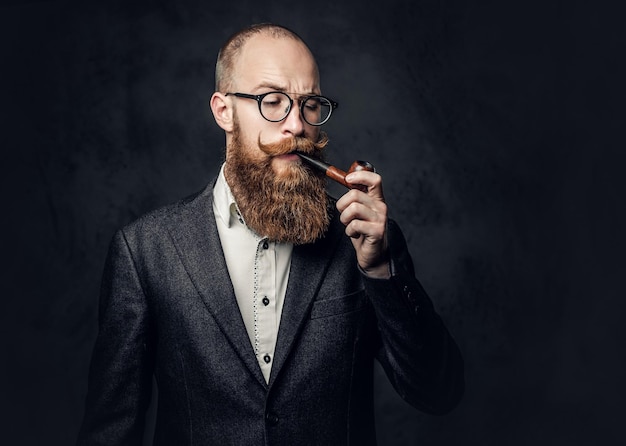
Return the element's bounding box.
[225,91,339,126]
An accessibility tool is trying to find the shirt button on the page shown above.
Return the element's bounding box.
[265,412,279,425]
[263,240,269,249]
[263,354,271,363]
[262,297,270,306]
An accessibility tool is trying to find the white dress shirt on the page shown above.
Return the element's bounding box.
[212,164,293,383]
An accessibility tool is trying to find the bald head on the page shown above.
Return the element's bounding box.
[215,23,318,92]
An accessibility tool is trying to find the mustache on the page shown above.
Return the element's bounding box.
[257,132,329,157]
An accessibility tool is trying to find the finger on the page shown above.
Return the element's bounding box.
[338,201,386,227]
[340,202,388,241]
[344,224,362,239]
[335,189,363,213]
[345,171,384,197]
[336,189,387,214]
[344,219,386,241]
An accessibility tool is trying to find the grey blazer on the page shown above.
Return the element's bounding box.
[77,182,463,445]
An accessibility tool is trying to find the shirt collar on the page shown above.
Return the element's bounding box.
[213,163,246,229]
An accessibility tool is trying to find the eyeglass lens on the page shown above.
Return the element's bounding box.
[260,92,332,125]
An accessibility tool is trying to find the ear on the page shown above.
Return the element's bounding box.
[210,92,234,132]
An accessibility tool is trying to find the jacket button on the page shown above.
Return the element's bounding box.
[265,412,279,425]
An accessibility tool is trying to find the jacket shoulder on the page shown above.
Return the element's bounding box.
[120,182,213,239]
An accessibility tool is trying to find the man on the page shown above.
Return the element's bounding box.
[77,23,463,445]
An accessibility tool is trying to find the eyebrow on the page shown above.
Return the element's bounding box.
[252,82,319,96]
[253,82,287,92]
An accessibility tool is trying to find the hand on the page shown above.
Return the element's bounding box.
[336,170,390,279]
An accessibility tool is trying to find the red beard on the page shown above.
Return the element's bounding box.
[224,124,331,244]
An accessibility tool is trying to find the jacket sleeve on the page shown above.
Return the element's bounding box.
[363,219,464,414]
[76,229,154,445]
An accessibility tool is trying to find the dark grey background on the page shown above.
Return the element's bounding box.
[2,0,625,445]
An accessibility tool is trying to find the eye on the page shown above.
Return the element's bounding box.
[262,100,281,107]
[262,93,287,108]
[304,98,321,111]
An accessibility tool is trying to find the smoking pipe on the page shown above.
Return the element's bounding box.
[297,152,375,193]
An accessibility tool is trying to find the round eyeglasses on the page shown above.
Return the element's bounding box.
[225,91,338,126]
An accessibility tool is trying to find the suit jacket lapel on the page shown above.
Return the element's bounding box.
[268,212,344,388]
[165,183,267,388]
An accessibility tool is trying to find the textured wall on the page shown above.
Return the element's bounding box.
[2,0,625,445]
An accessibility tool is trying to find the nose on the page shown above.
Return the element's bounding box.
[281,101,305,137]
